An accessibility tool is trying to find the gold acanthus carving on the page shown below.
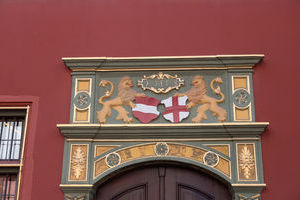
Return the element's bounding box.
[71,147,87,180]
[175,76,227,122]
[97,76,145,123]
[137,72,184,94]
[239,145,255,179]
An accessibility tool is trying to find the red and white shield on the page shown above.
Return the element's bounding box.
[132,96,161,123]
[161,95,189,123]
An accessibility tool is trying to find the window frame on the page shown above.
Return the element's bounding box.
[0,107,30,200]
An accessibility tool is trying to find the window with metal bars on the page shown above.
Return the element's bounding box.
[0,117,24,161]
[0,174,17,200]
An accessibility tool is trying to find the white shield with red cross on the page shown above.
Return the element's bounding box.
[161,95,190,123]
[132,96,161,123]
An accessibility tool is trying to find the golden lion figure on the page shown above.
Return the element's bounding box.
[97,76,145,123]
[175,76,227,123]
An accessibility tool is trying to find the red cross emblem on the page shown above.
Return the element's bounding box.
[161,96,189,123]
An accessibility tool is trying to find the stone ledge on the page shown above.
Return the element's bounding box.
[57,122,269,139]
[62,55,264,71]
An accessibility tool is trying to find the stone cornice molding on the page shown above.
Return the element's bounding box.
[57,122,269,139]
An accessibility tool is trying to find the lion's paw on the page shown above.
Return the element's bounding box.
[175,93,185,97]
[218,116,226,122]
[136,93,146,97]
[192,117,202,123]
[98,118,107,124]
[124,117,134,123]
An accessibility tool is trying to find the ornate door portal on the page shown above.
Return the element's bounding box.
[96,165,232,200]
[58,55,268,200]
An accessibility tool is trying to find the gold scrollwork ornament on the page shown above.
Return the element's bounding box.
[138,72,184,94]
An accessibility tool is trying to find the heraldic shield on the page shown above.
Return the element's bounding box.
[161,95,190,123]
[132,96,161,123]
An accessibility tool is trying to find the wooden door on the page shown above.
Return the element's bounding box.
[96,165,231,200]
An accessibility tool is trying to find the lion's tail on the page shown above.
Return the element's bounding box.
[210,77,225,103]
[98,80,114,105]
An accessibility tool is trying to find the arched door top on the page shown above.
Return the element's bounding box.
[96,165,232,200]
[92,142,232,187]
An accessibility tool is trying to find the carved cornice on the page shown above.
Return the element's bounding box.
[62,55,264,72]
[57,122,268,139]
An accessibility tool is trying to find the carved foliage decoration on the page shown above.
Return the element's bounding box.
[69,145,88,181]
[237,144,256,180]
[137,72,184,94]
[238,194,261,200]
[65,194,86,200]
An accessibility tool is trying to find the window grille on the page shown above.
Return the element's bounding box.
[0,174,17,200]
[0,117,24,160]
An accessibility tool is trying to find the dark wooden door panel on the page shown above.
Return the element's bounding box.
[112,185,147,200]
[165,167,231,200]
[96,167,159,200]
[96,165,231,200]
[177,184,213,200]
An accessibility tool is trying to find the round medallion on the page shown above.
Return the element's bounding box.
[233,89,250,107]
[74,92,91,109]
[105,152,121,168]
[155,143,169,156]
[203,151,219,167]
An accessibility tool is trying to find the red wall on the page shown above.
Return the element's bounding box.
[0,0,299,199]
